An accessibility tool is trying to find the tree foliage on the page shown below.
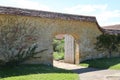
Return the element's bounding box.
[53,38,64,53]
[95,34,120,57]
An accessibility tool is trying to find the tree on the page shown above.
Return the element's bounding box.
[53,38,64,53]
[0,16,46,66]
[95,34,120,58]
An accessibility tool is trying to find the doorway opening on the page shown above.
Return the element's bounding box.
[53,34,79,64]
[53,34,65,62]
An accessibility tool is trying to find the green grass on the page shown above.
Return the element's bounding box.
[80,57,120,70]
[53,52,64,60]
[0,64,78,80]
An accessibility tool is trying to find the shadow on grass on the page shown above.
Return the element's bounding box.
[72,57,120,74]
[80,57,120,69]
[72,67,101,74]
[0,64,74,78]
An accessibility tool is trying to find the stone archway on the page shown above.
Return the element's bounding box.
[53,33,80,64]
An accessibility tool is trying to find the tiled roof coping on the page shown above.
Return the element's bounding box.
[0,6,97,22]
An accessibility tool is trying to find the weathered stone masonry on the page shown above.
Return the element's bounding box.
[0,6,105,65]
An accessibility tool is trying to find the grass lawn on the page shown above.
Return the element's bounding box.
[0,64,78,80]
[53,52,64,60]
[80,57,120,70]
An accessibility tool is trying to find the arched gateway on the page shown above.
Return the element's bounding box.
[0,6,103,65]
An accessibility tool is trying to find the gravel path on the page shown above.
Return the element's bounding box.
[53,60,120,80]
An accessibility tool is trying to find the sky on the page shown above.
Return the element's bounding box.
[0,0,120,26]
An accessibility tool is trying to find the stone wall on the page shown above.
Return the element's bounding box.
[1,6,113,65]
[0,14,104,65]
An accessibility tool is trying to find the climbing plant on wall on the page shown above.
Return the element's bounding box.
[95,34,120,58]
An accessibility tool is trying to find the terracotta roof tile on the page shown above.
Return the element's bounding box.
[103,24,120,30]
[102,24,120,34]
